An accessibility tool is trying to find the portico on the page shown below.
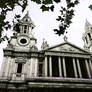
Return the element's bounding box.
[44,51,92,79]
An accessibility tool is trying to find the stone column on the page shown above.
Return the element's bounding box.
[5,57,11,77]
[76,58,82,78]
[62,57,66,77]
[89,59,92,77]
[0,57,6,77]
[49,56,52,77]
[29,58,33,77]
[34,59,38,77]
[12,60,17,80]
[30,58,37,77]
[20,26,22,33]
[27,59,30,78]
[14,63,17,74]
[85,59,91,78]
[58,57,62,77]
[72,58,78,78]
[45,56,48,77]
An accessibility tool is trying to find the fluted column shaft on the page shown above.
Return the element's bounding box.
[76,58,82,78]
[49,56,52,77]
[58,57,62,77]
[62,57,66,77]
[73,58,78,78]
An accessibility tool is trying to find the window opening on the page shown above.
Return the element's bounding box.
[24,25,27,33]
[20,38,27,44]
[85,37,88,44]
[26,19,28,22]
[17,63,22,73]
[88,33,91,40]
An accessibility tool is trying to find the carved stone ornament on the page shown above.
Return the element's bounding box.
[30,45,38,51]
[15,57,27,63]
[64,36,68,42]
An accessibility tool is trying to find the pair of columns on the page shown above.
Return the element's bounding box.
[44,56,67,77]
[44,56,92,78]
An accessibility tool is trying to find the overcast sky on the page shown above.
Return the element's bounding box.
[0,0,92,68]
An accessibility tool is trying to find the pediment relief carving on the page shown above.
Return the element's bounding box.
[47,43,87,53]
[60,47,75,52]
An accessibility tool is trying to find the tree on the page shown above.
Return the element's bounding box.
[0,0,91,43]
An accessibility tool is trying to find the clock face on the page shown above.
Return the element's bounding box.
[17,35,30,46]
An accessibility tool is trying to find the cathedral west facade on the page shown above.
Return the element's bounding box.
[0,13,92,92]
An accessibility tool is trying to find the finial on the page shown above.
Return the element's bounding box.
[64,35,68,42]
[85,19,89,25]
[41,39,49,50]
[43,38,45,43]
[85,19,92,26]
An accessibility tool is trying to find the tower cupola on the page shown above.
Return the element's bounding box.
[15,12,35,38]
[82,20,92,52]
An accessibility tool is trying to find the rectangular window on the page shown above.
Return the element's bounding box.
[17,63,22,73]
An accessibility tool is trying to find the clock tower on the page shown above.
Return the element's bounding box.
[0,12,38,80]
[12,12,37,51]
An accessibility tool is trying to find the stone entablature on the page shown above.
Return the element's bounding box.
[3,50,43,58]
[44,51,91,59]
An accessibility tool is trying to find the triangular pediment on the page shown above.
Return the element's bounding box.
[45,42,88,53]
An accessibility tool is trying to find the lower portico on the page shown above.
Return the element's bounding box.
[43,51,92,79]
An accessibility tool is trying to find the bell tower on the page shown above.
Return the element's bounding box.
[12,12,37,51]
[82,20,92,52]
[0,12,38,80]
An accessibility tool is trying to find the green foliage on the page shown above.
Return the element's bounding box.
[0,0,92,43]
[0,36,9,43]
[54,0,60,3]
[41,5,54,11]
[31,0,41,4]
[42,0,52,4]
[89,5,92,10]
[54,0,79,35]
